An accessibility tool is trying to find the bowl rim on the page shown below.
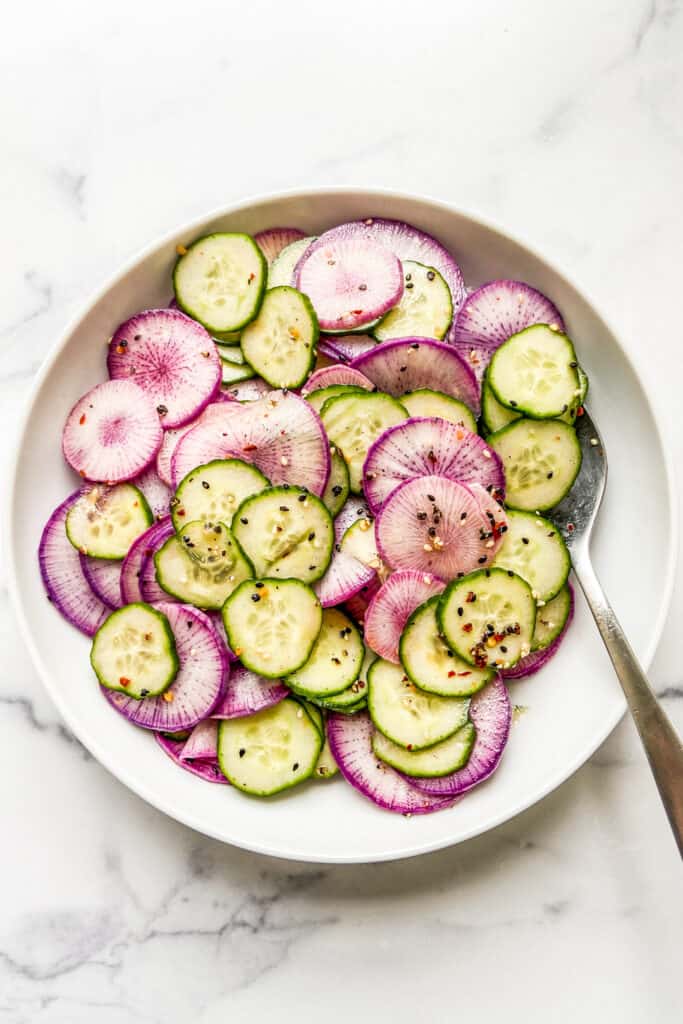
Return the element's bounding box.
[6,186,679,863]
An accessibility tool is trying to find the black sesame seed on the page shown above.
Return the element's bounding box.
[426,270,435,281]
[157,403,168,415]
[478,556,487,564]
[332,485,343,496]
[202,480,210,489]
[279,505,290,512]
[399,365,407,372]
[140,689,149,697]
[240,517,249,525]
[405,282,414,290]
[410,343,420,350]
[509,400,518,407]
[522,537,529,545]
[500,645,508,653]
[293,762,300,771]
[239,748,246,758]
[460,512,468,521]
[255,581,264,588]
[457,607,464,616]
[298,494,307,502]
[417,511,427,521]
[359,283,367,291]
[569,361,578,368]
[251,594,261,602]
[428,527,436,537]
[547,472,554,479]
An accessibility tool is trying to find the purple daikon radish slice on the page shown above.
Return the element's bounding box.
[120,518,174,605]
[410,676,511,796]
[38,493,109,636]
[155,733,228,784]
[314,550,376,607]
[326,712,455,815]
[467,482,508,561]
[79,554,123,609]
[254,227,306,264]
[134,465,172,520]
[502,583,574,681]
[364,570,445,663]
[180,719,219,761]
[155,401,234,485]
[302,365,374,394]
[318,333,377,363]
[139,519,178,604]
[212,664,289,719]
[344,577,381,623]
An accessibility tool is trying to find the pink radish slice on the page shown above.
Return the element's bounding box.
[221,377,272,402]
[38,493,109,636]
[155,401,234,485]
[169,402,251,486]
[364,570,445,663]
[103,603,228,731]
[62,379,163,483]
[375,475,497,579]
[327,712,455,815]
[107,309,221,428]
[313,497,376,605]
[79,554,123,609]
[208,612,238,662]
[503,583,574,681]
[134,465,171,520]
[302,365,375,394]
[139,519,178,604]
[212,664,289,719]
[351,338,480,415]
[410,676,511,797]
[180,719,219,761]
[155,734,228,784]
[363,418,505,513]
[120,517,174,604]
[452,280,565,382]
[295,232,404,332]
[344,577,381,623]
[467,482,508,560]
[254,227,306,264]
[171,390,330,496]
[319,334,377,363]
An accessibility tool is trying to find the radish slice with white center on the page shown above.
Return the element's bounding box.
[313,498,376,605]
[107,309,221,428]
[375,475,497,579]
[212,663,289,718]
[120,518,174,604]
[502,583,574,681]
[62,379,163,483]
[351,337,480,415]
[180,719,219,761]
[155,733,228,784]
[139,519,179,604]
[409,676,511,796]
[295,233,404,332]
[319,333,377,363]
[344,577,381,623]
[364,570,445,663]
[169,403,251,486]
[363,417,505,513]
[452,280,565,381]
[303,365,374,394]
[254,227,306,264]
[221,377,272,402]
[79,554,123,609]
[171,390,330,496]
[326,712,455,815]
[155,401,236,485]
[467,482,508,560]
[38,493,109,636]
[102,603,228,731]
[134,465,172,520]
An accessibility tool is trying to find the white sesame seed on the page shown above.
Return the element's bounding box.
[485,539,495,548]
[280,456,289,466]
[482,449,492,459]
[590,437,599,446]
[423,543,433,552]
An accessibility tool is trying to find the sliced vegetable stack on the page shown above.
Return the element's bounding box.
[38,216,586,814]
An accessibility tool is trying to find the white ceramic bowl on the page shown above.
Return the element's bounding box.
[7,189,676,863]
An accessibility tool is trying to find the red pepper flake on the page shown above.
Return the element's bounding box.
[576,406,584,417]
[176,243,188,256]
[465,591,476,603]
[115,345,127,355]
[243,443,258,452]
[351,309,364,315]
[248,272,255,283]
[119,676,131,688]
[79,414,86,425]
[462,623,473,633]
[447,670,456,678]
[457,671,472,677]
[567,522,575,532]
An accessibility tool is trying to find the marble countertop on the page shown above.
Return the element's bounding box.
[1,1,682,1021]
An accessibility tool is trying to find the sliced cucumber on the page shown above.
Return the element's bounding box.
[154,521,254,609]
[301,700,324,736]
[321,448,350,517]
[488,418,582,511]
[232,485,333,583]
[222,578,323,678]
[438,568,536,669]
[214,339,245,358]
[314,733,339,779]
[400,389,477,433]
[487,325,580,419]
[492,510,570,602]
[172,459,269,533]
[66,484,152,560]
[217,699,322,795]
[367,658,470,750]
[372,722,475,778]
[340,516,381,571]
[373,261,453,342]
[90,603,178,699]
[532,584,572,651]
[481,379,520,434]
[321,391,408,492]
[240,287,318,389]
[285,607,364,698]
[577,365,589,404]
[399,596,493,697]
[312,648,374,711]
[268,236,315,288]
[174,232,267,334]
[305,384,367,414]
[220,354,255,384]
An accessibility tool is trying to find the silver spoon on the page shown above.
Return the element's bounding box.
[547,408,683,856]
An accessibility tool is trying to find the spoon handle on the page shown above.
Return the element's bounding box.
[573,553,683,857]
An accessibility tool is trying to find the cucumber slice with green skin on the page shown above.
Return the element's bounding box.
[154,521,254,609]
[372,722,475,778]
[300,700,324,736]
[532,583,572,651]
[90,603,178,699]
[171,458,269,533]
[400,389,477,433]
[285,607,364,698]
[368,658,470,750]
[305,385,367,414]
[240,287,319,389]
[339,516,382,572]
[438,568,536,670]
[217,698,322,795]
[213,330,242,343]
[373,261,453,342]
[66,484,152,560]
[173,233,267,334]
[488,418,582,511]
[487,325,580,419]
[321,448,350,517]
[255,227,306,265]
[481,379,520,434]
[578,365,589,404]
[268,236,315,288]
[222,578,323,678]
[312,648,375,710]
[220,358,256,385]
[399,596,493,697]
[320,391,408,492]
[214,339,244,356]
[314,734,340,779]
[491,510,570,602]
[232,485,334,583]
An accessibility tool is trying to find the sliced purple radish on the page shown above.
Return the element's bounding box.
[363,417,505,513]
[156,422,194,486]
[254,226,306,264]
[314,549,375,607]
[62,379,163,483]
[327,712,454,815]
[351,338,480,415]
[79,554,123,610]
[180,719,219,761]
[120,517,175,604]
[107,309,221,428]
[139,519,178,604]
[221,377,272,402]
[134,465,171,520]
[212,664,289,719]
[467,482,508,561]
[103,602,228,731]
[171,390,330,496]
[410,676,511,797]
[302,365,374,394]
[452,280,565,381]
[503,583,575,681]
[155,733,228,784]
[318,333,377,363]
[364,570,445,663]
[344,577,381,623]
[295,231,403,332]
[169,402,251,486]
[38,493,109,636]
[375,475,497,579]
